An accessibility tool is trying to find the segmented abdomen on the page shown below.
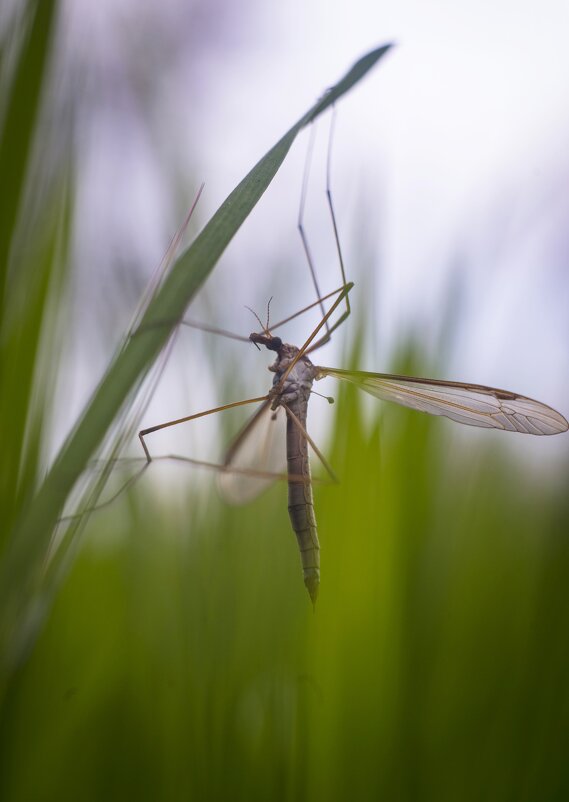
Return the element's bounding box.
[285,400,319,604]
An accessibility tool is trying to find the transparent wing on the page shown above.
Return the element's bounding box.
[217,400,287,505]
[318,368,569,435]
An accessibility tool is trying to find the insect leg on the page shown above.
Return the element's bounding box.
[298,122,328,326]
[275,281,354,392]
[59,395,270,521]
[296,108,351,354]
[139,396,268,462]
[269,283,350,332]
[326,107,350,315]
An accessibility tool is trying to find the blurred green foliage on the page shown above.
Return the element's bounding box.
[1,4,569,800]
[2,378,569,801]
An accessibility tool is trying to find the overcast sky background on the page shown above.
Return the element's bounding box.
[51,0,569,476]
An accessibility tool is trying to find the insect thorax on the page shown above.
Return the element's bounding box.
[269,343,319,410]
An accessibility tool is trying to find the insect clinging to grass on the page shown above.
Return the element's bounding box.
[128,115,568,605]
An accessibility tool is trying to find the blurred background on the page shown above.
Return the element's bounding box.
[1,0,569,800]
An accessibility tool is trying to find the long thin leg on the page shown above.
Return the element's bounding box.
[304,108,351,355]
[139,115,349,351]
[295,107,351,355]
[132,316,250,342]
[62,395,269,521]
[269,284,347,332]
[181,124,350,348]
[179,319,251,343]
[139,395,269,461]
[305,306,350,354]
[60,454,332,522]
[298,123,329,329]
[275,281,354,391]
[326,107,350,317]
[59,463,152,521]
[61,394,340,521]
[174,283,348,344]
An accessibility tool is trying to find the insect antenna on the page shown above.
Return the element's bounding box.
[245,304,269,334]
[265,296,273,332]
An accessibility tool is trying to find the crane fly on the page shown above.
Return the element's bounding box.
[85,115,569,606]
[185,279,566,605]
[137,280,568,606]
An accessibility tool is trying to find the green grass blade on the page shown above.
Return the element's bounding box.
[0,0,58,311]
[0,0,61,534]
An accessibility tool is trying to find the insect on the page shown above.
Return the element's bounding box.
[132,120,568,605]
[137,277,568,605]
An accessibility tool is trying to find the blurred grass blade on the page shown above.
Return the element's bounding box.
[0,44,393,667]
[0,3,66,541]
[0,0,58,310]
[0,0,60,537]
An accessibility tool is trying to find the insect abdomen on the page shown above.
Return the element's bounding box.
[285,403,320,604]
